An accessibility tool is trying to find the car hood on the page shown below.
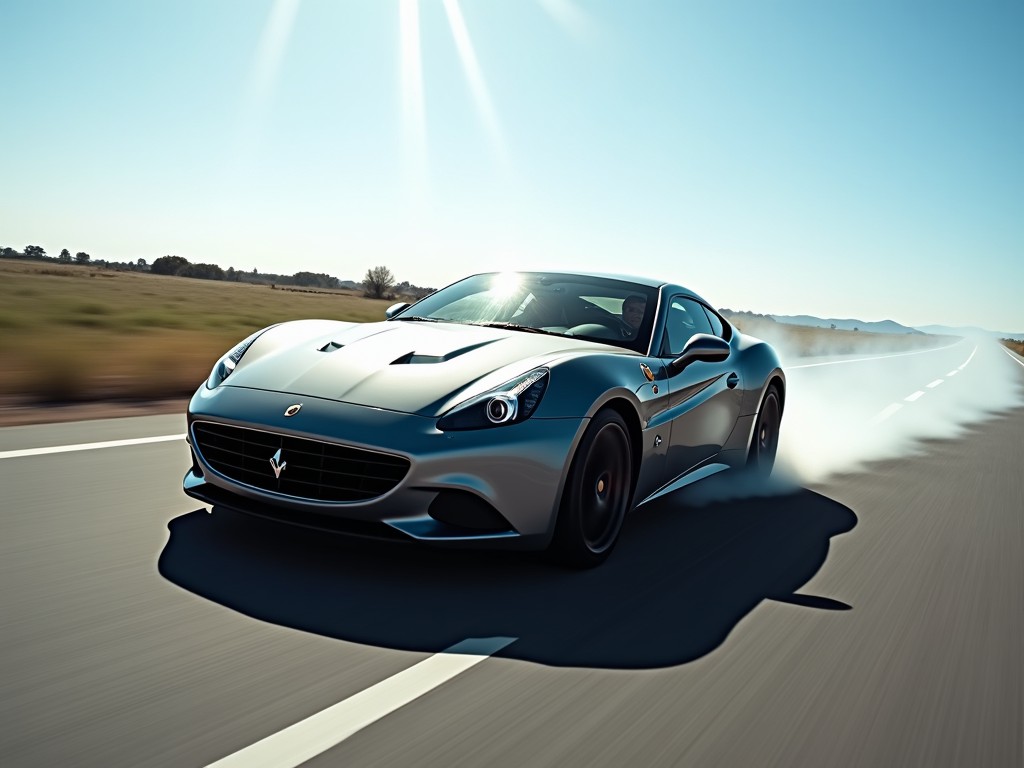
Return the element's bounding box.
[224,319,627,416]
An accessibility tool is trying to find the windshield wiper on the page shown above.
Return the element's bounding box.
[392,315,444,323]
[469,322,563,337]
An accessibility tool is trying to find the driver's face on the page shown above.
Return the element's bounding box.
[623,298,646,328]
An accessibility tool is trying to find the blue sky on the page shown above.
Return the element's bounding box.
[2,0,1021,330]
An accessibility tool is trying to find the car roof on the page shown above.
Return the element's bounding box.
[469,269,707,300]
[495,270,712,307]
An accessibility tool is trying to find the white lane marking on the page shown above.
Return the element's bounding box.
[787,340,963,370]
[816,341,975,424]
[1003,347,1024,368]
[958,345,977,370]
[0,434,186,460]
[870,403,903,424]
[207,637,517,768]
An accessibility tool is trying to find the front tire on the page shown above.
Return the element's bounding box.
[549,410,634,568]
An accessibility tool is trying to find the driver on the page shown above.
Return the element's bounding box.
[621,294,646,333]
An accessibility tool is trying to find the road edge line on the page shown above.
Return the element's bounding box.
[206,637,517,768]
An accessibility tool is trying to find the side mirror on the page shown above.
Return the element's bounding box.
[669,333,730,372]
[385,302,410,319]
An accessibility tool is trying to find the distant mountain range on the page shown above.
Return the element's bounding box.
[770,314,923,335]
[762,314,1024,341]
[914,324,1024,342]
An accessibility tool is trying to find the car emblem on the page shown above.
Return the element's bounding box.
[269,448,287,479]
[284,403,302,417]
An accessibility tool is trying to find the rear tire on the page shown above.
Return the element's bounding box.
[748,385,782,477]
[548,410,634,568]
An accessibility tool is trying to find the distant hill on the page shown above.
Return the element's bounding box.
[720,308,1022,340]
[769,314,923,335]
[915,324,1024,342]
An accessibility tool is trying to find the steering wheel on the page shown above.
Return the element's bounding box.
[612,315,636,338]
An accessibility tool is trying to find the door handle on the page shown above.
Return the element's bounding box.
[726,373,739,389]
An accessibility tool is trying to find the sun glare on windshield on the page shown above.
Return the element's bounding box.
[489,272,522,298]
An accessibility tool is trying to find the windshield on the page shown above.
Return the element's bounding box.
[392,272,659,353]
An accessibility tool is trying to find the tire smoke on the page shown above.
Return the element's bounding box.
[776,340,1024,483]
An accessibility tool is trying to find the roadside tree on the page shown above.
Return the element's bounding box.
[179,262,225,280]
[363,265,396,299]
[151,255,190,275]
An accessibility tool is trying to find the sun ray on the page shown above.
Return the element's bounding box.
[535,0,597,40]
[400,0,428,191]
[441,0,507,165]
[234,0,302,170]
[247,0,302,109]
[224,0,302,203]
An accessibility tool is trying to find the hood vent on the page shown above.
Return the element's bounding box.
[319,341,344,353]
[391,353,444,365]
[389,339,495,365]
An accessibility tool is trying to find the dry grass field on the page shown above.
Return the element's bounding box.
[0,259,953,407]
[1001,339,1024,356]
[0,259,395,402]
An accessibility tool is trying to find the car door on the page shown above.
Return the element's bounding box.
[661,296,743,478]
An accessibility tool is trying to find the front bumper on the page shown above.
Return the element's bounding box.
[183,384,588,549]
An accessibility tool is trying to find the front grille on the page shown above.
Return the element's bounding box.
[192,421,410,502]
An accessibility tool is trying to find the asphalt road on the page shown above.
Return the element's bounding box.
[1,340,1021,767]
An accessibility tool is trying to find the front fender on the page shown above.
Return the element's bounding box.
[535,353,651,420]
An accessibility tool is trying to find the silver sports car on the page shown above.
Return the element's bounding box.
[183,271,785,566]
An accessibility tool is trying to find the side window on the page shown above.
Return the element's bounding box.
[701,304,725,338]
[662,296,714,357]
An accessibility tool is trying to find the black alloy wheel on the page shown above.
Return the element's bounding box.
[749,385,781,476]
[550,409,634,568]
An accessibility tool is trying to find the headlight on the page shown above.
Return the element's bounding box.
[205,330,266,389]
[437,369,549,431]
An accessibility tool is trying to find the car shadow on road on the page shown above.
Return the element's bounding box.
[158,482,856,670]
